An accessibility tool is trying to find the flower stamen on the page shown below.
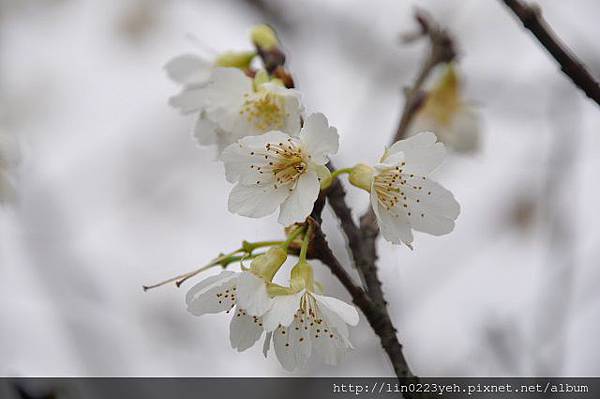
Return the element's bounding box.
[241,92,288,131]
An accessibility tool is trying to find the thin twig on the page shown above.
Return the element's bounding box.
[322,13,456,386]
[353,10,456,305]
[255,21,437,385]
[310,222,432,399]
[394,9,457,142]
[500,0,600,106]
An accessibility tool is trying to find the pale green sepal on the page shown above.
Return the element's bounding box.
[348,163,375,192]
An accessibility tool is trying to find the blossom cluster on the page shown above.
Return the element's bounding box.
[159,24,463,371]
[185,248,359,371]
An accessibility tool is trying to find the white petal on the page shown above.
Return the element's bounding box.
[299,113,339,164]
[221,143,257,184]
[377,151,404,169]
[262,332,272,358]
[221,131,290,184]
[182,68,251,136]
[202,67,251,111]
[282,93,303,136]
[399,177,460,236]
[238,130,292,148]
[262,291,303,332]
[169,86,209,114]
[273,315,312,372]
[164,54,212,86]
[389,130,437,152]
[207,106,255,141]
[371,187,414,246]
[229,306,264,352]
[387,131,446,176]
[290,314,312,368]
[311,323,351,366]
[228,182,289,219]
[185,271,238,316]
[313,294,359,326]
[215,130,238,154]
[273,325,297,371]
[314,302,349,339]
[236,271,272,316]
[192,113,219,146]
[277,170,320,226]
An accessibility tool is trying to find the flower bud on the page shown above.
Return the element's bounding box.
[250,24,279,51]
[214,50,256,69]
[250,247,287,282]
[408,63,480,153]
[425,63,460,124]
[349,163,375,192]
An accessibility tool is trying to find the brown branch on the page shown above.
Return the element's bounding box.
[319,11,455,381]
[255,19,444,385]
[326,10,455,311]
[394,9,457,142]
[310,223,434,399]
[500,0,600,106]
[322,12,456,384]
[325,180,388,306]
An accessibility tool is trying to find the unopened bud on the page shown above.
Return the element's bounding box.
[250,24,279,51]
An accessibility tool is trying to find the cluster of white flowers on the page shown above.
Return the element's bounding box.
[161,25,462,371]
[185,248,359,370]
[167,54,303,152]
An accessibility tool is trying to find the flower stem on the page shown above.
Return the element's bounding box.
[142,248,244,291]
[243,240,283,253]
[330,167,353,180]
[320,167,353,190]
[298,223,313,263]
[144,230,311,292]
[281,225,305,250]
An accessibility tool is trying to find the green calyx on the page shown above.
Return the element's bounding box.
[253,69,270,90]
[290,261,314,292]
[348,163,375,192]
[248,247,288,282]
[266,260,315,297]
[214,50,256,69]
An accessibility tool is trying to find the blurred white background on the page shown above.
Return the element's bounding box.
[0,0,599,377]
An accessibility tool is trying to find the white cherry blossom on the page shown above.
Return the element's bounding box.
[170,67,303,151]
[186,270,271,352]
[185,247,287,352]
[261,288,359,371]
[221,113,338,226]
[361,131,460,247]
[165,49,257,87]
[407,65,480,153]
